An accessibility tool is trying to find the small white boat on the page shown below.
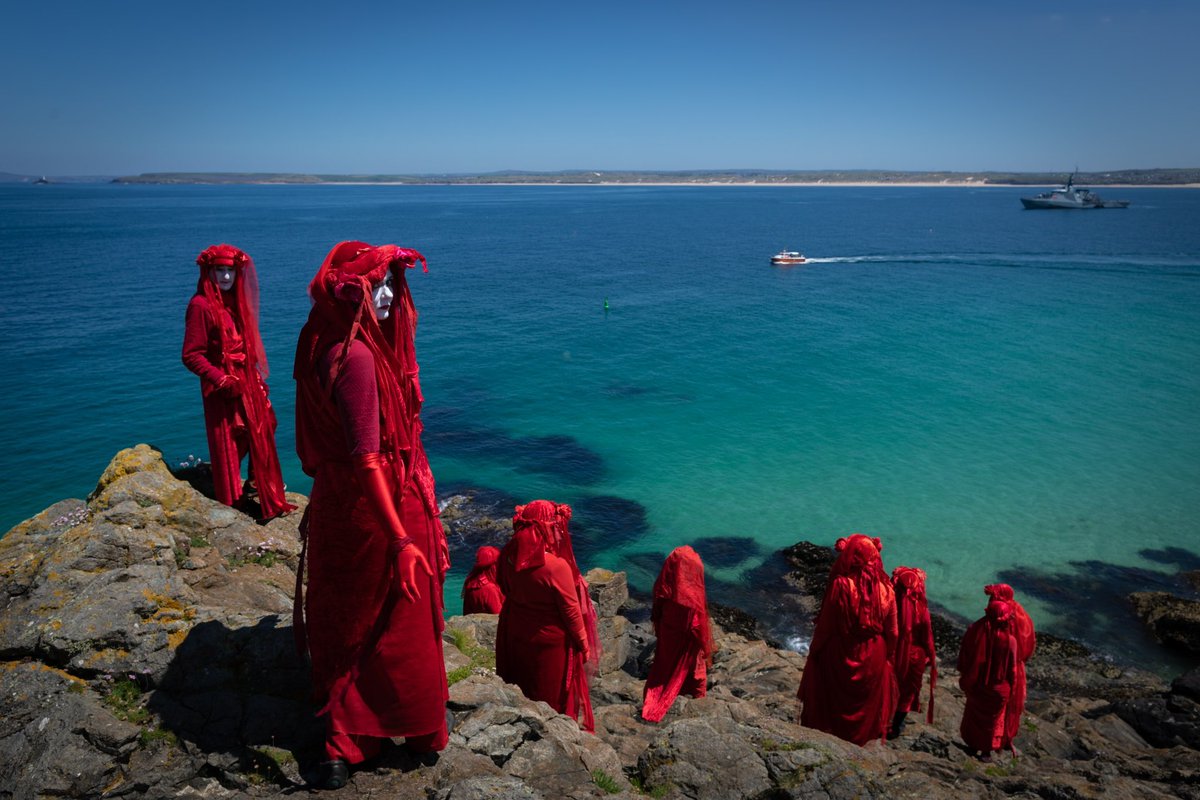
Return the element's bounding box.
[771,250,807,265]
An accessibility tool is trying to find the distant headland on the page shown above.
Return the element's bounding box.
[106,168,1200,187]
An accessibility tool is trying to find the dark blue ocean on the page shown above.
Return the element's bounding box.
[2,184,1198,672]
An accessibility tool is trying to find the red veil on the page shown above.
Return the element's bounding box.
[797,534,899,746]
[292,241,447,761]
[642,545,714,722]
[958,598,1019,754]
[891,566,937,723]
[984,583,1035,748]
[294,241,434,509]
[497,500,600,732]
[462,545,505,614]
[185,244,293,519]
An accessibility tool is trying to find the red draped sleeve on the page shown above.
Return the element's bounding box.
[182,295,227,390]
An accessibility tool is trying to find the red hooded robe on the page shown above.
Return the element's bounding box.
[984,583,1035,748]
[642,545,714,722]
[462,546,505,615]
[797,534,899,746]
[958,598,1019,755]
[891,566,937,722]
[293,241,449,763]
[496,500,599,732]
[182,244,294,520]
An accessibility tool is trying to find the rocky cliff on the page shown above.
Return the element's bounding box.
[1,445,1197,799]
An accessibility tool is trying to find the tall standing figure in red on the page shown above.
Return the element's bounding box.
[462,546,505,615]
[641,545,715,722]
[182,244,294,520]
[984,583,1035,753]
[797,534,899,746]
[889,566,937,738]
[294,241,450,789]
[496,500,599,732]
[957,597,1019,761]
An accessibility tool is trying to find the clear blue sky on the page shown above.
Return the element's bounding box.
[4,0,1198,175]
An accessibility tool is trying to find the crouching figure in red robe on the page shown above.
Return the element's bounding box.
[462,546,505,614]
[984,583,1035,754]
[182,244,294,520]
[797,533,899,746]
[957,597,1019,761]
[641,545,715,722]
[496,501,600,732]
[293,241,450,789]
[889,565,937,738]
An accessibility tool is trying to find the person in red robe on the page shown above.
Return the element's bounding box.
[462,546,505,614]
[182,244,294,520]
[797,534,899,746]
[641,545,715,722]
[984,583,1036,753]
[889,565,937,738]
[957,597,1019,761]
[495,500,600,732]
[293,241,450,789]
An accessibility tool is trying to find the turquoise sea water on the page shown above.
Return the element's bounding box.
[1,184,1197,672]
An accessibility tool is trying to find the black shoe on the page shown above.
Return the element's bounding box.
[318,759,349,790]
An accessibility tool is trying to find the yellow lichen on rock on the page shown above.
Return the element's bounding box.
[88,444,171,501]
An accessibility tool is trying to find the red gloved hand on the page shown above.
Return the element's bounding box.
[354,452,433,602]
[217,374,242,397]
[389,537,434,603]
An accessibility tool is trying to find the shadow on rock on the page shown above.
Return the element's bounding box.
[149,615,321,767]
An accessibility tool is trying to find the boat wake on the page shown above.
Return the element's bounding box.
[796,254,1200,277]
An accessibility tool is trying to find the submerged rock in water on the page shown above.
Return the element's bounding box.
[1130,590,1200,655]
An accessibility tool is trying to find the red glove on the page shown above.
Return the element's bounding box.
[216,374,242,397]
[354,452,432,602]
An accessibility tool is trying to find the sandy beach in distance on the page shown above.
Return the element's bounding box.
[312,180,1200,188]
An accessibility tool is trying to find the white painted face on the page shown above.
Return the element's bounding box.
[209,266,236,292]
[372,273,395,321]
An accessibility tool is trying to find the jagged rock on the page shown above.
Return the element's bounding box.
[4,448,1200,800]
[1174,668,1200,702]
[709,601,777,646]
[447,613,500,653]
[433,775,542,800]
[778,541,836,598]
[1130,591,1200,654]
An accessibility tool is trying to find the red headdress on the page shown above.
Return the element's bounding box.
[985,583,1036,661]
[893,566,927,600]
[653,545,713,659]
[826,534,890,633]
[195,243,266,378]
[294,241,427,483]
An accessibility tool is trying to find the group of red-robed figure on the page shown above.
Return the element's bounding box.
[463,528,716,729]
[182,242,1036,787]
[796,533,1036,759]
[184,242,449,788]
